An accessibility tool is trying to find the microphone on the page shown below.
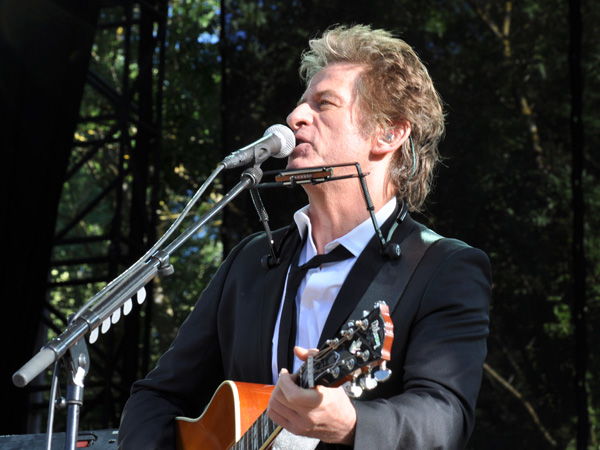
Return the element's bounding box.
[220,124,295,169]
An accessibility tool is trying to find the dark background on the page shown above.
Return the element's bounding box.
[1,0,597,448]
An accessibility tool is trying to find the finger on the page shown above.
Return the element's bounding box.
[293,346,320,361]
[277,370,305,403]
[266,404,289,428]
[274,369,310,409]
[279,380,324,410]
[268,382,303,427]
[268,390,315,436]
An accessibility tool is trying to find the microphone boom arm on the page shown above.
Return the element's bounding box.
[13,167,263,388]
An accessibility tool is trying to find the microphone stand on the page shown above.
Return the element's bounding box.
[12,166,264,450]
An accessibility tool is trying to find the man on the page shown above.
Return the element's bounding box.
[118,24,491,449]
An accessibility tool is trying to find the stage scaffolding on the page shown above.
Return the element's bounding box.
[30,0,168,431]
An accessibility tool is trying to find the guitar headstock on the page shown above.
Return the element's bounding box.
[297,301,394,398]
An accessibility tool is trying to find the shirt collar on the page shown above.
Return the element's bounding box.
[293,197,398,260]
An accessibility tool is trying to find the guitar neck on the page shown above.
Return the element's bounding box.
[176,304,393,450]
[231,410,281,450]
[234,303,394,449]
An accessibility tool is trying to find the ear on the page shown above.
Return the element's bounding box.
[373,121,411,156]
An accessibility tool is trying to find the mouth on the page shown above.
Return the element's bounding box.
[288,134,313,163]
[293,131,313,149]
[295,137,307,147]
[290,141,311,161]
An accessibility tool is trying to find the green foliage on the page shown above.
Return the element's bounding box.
[45,0,226,431]
[162,0,222,183]
[45,0,600,446]
[150,191,225,359]
[412,0,599,447]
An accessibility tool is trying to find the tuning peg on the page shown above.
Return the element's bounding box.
[325,338,340,348]
[374,361,392,383]
[374,370,392,383]
[355,349,371,362]
[344,380,364,398]
[340,328,355,338]
[326,366,340,379]
[359,372,378,391]
[343,357,356,372]
[374,300,387,309]
[353,318,369,331]
[375,370,392,383]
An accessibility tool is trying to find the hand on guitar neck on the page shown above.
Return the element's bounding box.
[268,346,358,446]
[175,303,393,450]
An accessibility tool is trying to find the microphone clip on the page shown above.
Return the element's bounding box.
[261,254,280,269]
[375,198,409,260]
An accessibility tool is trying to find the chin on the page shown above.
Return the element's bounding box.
[286,156,310,170]
[286,146,321,170]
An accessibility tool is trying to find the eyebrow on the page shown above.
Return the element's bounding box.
[297,89,343,106]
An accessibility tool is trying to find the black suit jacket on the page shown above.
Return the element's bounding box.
[118,214,491,450]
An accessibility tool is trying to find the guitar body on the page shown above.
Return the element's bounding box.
[175,381,274,450]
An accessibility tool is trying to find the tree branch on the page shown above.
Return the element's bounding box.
[468,0,545,169]
[483,362,558,447]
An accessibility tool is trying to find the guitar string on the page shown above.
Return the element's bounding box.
[233,313,383,449]
[232,335,352,450]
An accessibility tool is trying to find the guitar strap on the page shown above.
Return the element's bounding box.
[277,227,442,450]
[346,227,442,323]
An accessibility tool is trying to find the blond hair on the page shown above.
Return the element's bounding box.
[300,24,445,211]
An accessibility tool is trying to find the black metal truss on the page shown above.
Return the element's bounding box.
[32,0,168,430]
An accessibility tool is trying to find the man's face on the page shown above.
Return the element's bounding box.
[286,63,374,171]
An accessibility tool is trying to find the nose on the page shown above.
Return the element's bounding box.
[286,102,312,131]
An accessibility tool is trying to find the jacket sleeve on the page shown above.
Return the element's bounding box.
[351,241,492,450]
[117,233,258,450]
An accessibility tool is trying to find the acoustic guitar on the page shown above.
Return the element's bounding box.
[175,302,394,450]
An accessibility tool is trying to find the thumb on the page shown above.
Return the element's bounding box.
[293,346,319,361]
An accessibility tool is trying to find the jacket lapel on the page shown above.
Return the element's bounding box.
[318,232,386,347]
[318,214,418,347]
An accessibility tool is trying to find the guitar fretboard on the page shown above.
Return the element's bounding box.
[228,304,392,450]
[232,410,280,450]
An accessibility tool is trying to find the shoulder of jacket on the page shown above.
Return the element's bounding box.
[403,217,486,261]
[226,223,299,263]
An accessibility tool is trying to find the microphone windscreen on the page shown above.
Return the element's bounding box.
[265,124,295,158]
